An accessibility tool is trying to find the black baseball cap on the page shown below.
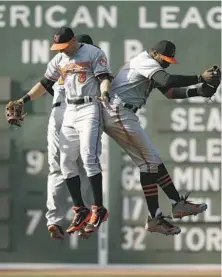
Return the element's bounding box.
[50,27,74,51]
[153,40,178,64]
[76,34,94,45]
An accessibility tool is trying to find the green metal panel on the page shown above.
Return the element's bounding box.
[0,0,220,265]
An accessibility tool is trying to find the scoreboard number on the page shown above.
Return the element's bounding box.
[122,196,144,221]
[26,209,43,235]
[26,150,44,175]
[121,226,146,251]
[121,166,141,191]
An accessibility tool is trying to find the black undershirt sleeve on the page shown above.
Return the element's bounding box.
[96,73,113,83]
[158,86,199,99]
[152,70,199,88]
[40,77,55,96]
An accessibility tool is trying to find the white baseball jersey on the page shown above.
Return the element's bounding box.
[110,51,164,107]
[45,43,111,100]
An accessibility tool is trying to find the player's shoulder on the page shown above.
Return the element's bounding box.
[81,44,106,64]
[82,43,100,50]
[82,43,104,55]
[133,51,161,68]
[49,52,65,64]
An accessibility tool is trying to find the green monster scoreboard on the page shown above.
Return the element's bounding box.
[0,1,220,265]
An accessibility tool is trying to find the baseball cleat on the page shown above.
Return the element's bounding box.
[66,206,92,234]
[78,223,91,240]
[84,205,109,233]
[145,213,181,235]
[48,225,64,240]
[172,192,208,219]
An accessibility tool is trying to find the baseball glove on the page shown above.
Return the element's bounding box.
[5,100,26,127]
[206,65,221,86]
[198,65,221,98]
[198,83,219,98]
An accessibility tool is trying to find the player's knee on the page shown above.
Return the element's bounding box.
[61,169,79,179]
[48,157,60,173]
[60,157,79,179]
[139,162,161,173]
[86,167,101,177]
[82,156,101,177]
[139,164,149,173]
[84,163,101,177]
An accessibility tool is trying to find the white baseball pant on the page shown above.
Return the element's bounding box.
[60,102,103,179]
[102,102,162,172]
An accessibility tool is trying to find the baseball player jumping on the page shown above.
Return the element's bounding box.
[101,40,221,236]
[47,76,94,240]
[6,34,96,240]
[46,34,96,240]
[53,28,112,235]
[6,28,112,236]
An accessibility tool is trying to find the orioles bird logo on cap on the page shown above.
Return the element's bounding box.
[54,35,60,43]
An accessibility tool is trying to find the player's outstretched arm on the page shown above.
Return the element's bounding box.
[6,44,60,127]
[156,65,221,99]
[19,52,61,104]
[152,65,220,88]
[5,77,56,127]
[158,74,220,99]
[18,82,46,104]
[5,81,47,127]
[159,82,220,99]
[19,76,55,104]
